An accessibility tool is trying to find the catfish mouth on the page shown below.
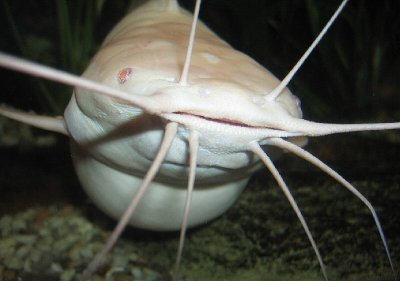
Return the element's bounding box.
[161,111,302,140]
[174,111,252,128]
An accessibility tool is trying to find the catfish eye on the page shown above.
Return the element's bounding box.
[117,67,133,84]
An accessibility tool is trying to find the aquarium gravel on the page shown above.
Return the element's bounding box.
[0,205,167,281]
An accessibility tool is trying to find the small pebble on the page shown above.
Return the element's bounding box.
[50,262,63,273]
[60,268,75,281]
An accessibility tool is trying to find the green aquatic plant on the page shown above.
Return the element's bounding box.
[1,0,109,114]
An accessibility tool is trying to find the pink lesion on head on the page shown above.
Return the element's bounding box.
[118,67,133,84]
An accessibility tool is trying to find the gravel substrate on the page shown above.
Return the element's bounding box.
[0,205,169,281]
[1,174,399,281]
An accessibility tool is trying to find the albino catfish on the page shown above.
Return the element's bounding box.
[0,0,398,280]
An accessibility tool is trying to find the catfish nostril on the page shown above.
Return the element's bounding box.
[201,52,220,64]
